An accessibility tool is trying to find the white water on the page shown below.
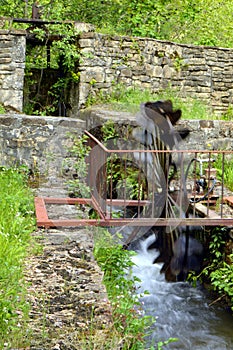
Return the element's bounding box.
[131,235,233,350]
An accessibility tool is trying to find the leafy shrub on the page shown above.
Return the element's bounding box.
[199,227,233,311]
[210,254,233,311]
[214,155,233,191]
[0,104,6,114]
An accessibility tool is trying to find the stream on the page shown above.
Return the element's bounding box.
[130,235,233,350]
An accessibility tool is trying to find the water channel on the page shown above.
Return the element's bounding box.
[130,235,233,350]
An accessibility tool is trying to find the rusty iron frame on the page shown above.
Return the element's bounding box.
[35,131,233,228]
[34,196,233,228]
[35,196,150,228]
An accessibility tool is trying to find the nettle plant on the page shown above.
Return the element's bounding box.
[210,254,233,310]
[208,227,233,310]
[200,227,233,311]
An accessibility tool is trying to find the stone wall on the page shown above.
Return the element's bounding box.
[78,107,233,151]
[178,119,233,151]
[77,32,233,116]
[0,111,232,176]
[2,29,233,117]
[0,30,26,112]
[0,114,85,176]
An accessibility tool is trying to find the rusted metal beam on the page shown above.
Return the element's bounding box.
[36,218,99,228]
[91,195,106,220]
[42,197,92,205]
[34,197,48,222]
[34,194,233,228]
[35,215,233,229]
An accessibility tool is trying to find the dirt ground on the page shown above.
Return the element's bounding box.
[25,180,114,349]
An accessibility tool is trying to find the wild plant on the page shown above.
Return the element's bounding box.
[94,228,177,349]
[0,167,35,348]
[214,154,233,191]
[64,133,91,198]
[87,84,215,120]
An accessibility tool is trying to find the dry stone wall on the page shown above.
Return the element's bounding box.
[0,114,85,175]
[2,29,233,117]
[78,107,233,151]
[0,110,231,176]
[178,119,233,151]
[0,30,26,112]
[0,29,232,170]
[77,32,233,116]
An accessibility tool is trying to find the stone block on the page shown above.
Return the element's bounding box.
[79,39,94,48]
[199,120,214,128]
[0,58,11,64]
[0,89,23,112]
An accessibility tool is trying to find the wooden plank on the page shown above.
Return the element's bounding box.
[43,197,92,205]
[224,196,233,208]
[190,203,221,219]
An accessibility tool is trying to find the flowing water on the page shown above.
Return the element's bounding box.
[130,235,233,350]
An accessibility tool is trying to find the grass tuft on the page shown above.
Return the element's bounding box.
[87,84,216,120]
[0,167,35,349]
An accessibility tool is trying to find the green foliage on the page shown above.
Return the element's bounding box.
[222,105,233,121]
[65,133,91,198]
[208,227,227,264]
[110,160,147,201]
[101,120,147,202]
[89,84,214,120]
[3,0,233,49]
[94,229,154,349]
[101,120,119,143]
[0,167,35,348]
[24,22,79,72]
[210,254,233,310]
[207,228,233,311]
[157,338,179,350]
[196,227,233,311]
[3,0,233,115]
[22,19,80,115]
[0,104,6,114]
[214,155,233,191]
